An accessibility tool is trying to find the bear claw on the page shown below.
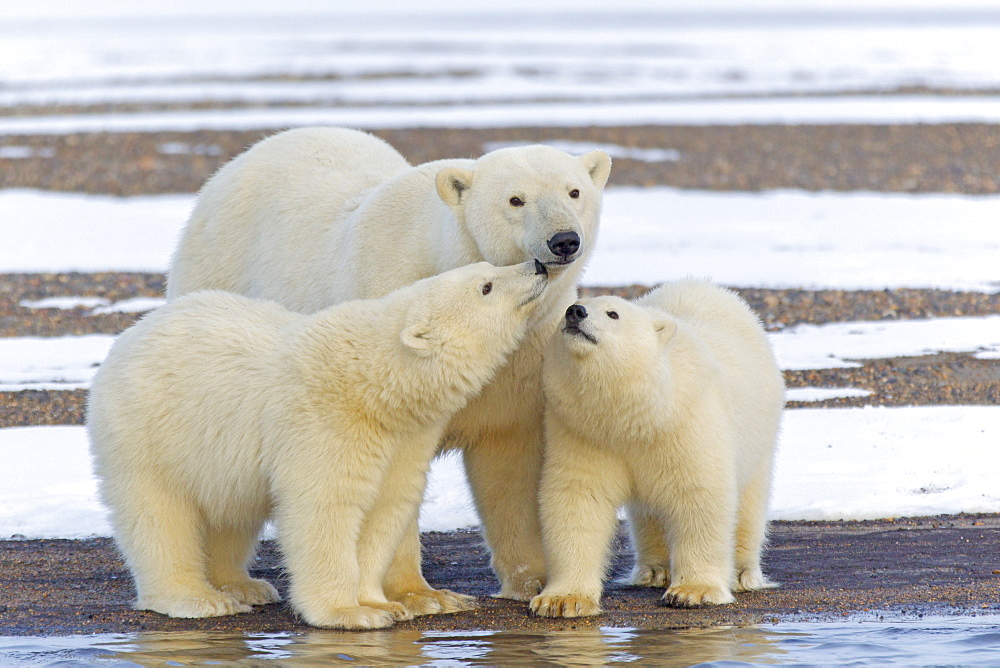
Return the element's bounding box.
[660,584,734,608]
[389,588,477,617]
[529,593,601,618]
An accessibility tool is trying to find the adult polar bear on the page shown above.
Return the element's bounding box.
[167,127,612,612]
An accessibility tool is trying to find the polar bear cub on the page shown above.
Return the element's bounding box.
[88,261,547,630]
[531,280,784,618]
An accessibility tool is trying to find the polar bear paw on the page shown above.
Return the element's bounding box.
[303,605,398,630]
[530,593,601,618]
[137,590,253,618]
[361,600,414,622]
[390,587,478,616]
[661,583,735,608]
[219,578,281,606]
[734,567,778,592]
[626,563,670,588]
[494,570,546,602]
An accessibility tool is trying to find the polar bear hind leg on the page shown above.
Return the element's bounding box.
[462,425,548,601]
[733,461,779,592]
[205,521,281,606]
[623,503,671,588]
[113,482,252,618]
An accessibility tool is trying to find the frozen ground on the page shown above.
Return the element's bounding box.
[8,97,1000,135]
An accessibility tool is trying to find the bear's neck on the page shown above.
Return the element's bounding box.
[295,306,494,432]
[563,361,668,438]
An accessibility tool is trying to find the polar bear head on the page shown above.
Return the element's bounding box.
[401,260,549,365]
[542,294,679,433]
[545,295,677,388]
[434,145,612,275]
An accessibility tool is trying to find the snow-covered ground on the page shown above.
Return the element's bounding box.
[2,185,998,537]
[5,405,999,538]
[5,5,999,97]
[1,0,998,538]
[4,188,999,293]
[7,314,1000,392]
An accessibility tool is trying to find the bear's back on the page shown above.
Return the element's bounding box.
[91,291,300,420]
[639,280,770,367]
[167,127,411,303]
[639,280,784,469]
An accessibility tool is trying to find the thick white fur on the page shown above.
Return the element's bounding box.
[531,280,784,618]
[88,261,547,630]
[166,126,612,604]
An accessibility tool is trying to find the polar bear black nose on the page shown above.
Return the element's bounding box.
[548,231,580,258]
[565,304,588,324]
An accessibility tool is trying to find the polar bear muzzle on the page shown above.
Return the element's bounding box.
[562,304,598,344]
[546,231,581,263]
[518,259,550,307]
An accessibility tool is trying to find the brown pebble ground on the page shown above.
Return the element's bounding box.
[2,515,1000,636]
[0,123,998,635]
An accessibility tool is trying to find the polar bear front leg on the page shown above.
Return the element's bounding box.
[462,425,548,601]
[274,451,399,630]
[623,503,671,588]
[356,447,473,620]
[652,471,738,608]
[382,526,478,615]
[278,501,399,629]
[530,433,628,618]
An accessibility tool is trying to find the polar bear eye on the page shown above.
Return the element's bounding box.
[509,196,525,207]
[569,189,580,199]
[607,311,619,319]
[482,282,493,295]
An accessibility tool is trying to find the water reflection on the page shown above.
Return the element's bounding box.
[3,625,789,666]
[3,616,1000,665]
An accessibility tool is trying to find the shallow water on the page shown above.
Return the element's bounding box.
[3,615,1000,666]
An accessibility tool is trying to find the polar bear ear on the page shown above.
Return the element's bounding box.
[653,317,677,345]
[436,167,474,207]
[401,322,435,357]
[579,150,612,190]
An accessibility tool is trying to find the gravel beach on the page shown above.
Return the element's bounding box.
[1,123,998,635]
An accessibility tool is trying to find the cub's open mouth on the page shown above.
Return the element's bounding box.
[563,324,597,344]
